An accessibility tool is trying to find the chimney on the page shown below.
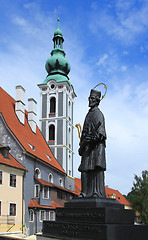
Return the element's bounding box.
[28,98,37,133]
[15,85,25,124]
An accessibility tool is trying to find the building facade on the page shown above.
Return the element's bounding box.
[0,146,26,233]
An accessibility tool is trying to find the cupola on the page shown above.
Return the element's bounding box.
[45,18,71,82]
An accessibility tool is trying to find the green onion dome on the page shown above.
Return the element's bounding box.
[45,48,71,76]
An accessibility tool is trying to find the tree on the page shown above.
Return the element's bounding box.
[131,170,148,224]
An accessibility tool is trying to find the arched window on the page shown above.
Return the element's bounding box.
[59,178,63,187]
[49,173,53,183]
[34,168,41,178]
[50,97,56,113]
[29,209,34,222]
[49,125,55,141]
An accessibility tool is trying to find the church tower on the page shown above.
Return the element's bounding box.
[38,19,76,180]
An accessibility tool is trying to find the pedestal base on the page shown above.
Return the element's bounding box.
[42,198,148,240]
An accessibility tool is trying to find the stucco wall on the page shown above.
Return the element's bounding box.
[0,165,24,233]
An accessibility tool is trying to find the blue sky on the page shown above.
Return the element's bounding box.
[0,0,148,195]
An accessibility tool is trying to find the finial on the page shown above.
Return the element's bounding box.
[57,18,60,28]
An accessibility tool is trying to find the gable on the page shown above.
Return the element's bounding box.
[0,87,65,174]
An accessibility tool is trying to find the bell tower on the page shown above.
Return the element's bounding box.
[38,19,76,180]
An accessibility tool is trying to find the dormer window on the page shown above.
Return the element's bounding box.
[27,142,35,151]
[0,146,10,158]
[45,153,51,161]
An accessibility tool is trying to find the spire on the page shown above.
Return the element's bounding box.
[44,19,71,83]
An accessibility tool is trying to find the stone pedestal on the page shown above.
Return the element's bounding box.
[42,198,148,240]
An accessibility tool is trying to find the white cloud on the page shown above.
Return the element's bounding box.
[122,50,129,55]
[121,65,127,71]
[97,54,108,66]
[12,16,27,26]
[89,1,148,45]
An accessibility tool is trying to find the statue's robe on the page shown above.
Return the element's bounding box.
[78,106,107,197]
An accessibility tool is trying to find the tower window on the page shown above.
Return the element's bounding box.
[50,97,56,113]
[49,125,55,140]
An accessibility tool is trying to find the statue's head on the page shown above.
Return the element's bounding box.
[88,89,101,108]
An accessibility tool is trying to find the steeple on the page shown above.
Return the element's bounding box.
[44,18,71,84]
[38,20,76,190]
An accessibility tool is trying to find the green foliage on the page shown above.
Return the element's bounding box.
[131,170,148,224]
[125,191,136,204]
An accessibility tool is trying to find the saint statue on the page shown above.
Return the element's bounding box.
[78,89,107,198]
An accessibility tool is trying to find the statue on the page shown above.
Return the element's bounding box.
[78,88,107,198]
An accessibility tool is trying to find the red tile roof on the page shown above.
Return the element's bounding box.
[35,177,76,195]
[28,199,62,209]
[74,178,132,206]
[0,148,27,171]
[105,187,132,206]
[0,87,65,174]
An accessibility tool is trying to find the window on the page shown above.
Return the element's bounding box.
[49,125,55,141]
[49,173,53,183]
[45,154,51,161]
[43,186,49,199]
[65,194,70,201]
[59,178,63,187]
[10,174,16,187]
[29,209,34,222]
[0,171,2,185]
[34,168,41,178]
[27,142,35,151]
[50,97,56,113]
[34,184,40,198]
[10,203,16,216]
[40,210,46,222]
[57,190,65,200]
[0,201,1,216]
[49,211,55,221]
